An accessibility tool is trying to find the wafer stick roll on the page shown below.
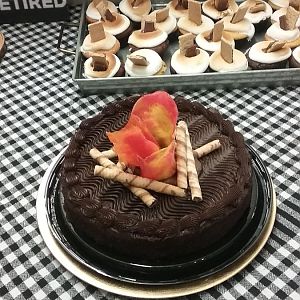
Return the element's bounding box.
[90,148,156,207]
[116,161,126,170]
[175,123,188,189]
[178,121,202,201]
[193,139,221,158]
[127,185,156,207]
[94,165,186,197]
[126,166,156,207]
[90,148,115,168]
[99,148,116,158]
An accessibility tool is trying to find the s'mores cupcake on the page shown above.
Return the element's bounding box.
[196,20,235,54]
[222,4,255,48]
[209,35,248,71]
[84,54,125,78]
[128,16,169,56]
[125,49,167,76]
[97,2,133,47]
[266,6,300,48]
[177,0,214,35]
[171,33,209,74]
[81,22,120,58]
[86,0,118,23]
[247,40,291,69]
[167,0,189,19]
[119,0,152,28]
[150,7,178,41]
[271,7,300,27]
[243,0,273,31]
[289,45,300,67]
[202,0,238,21]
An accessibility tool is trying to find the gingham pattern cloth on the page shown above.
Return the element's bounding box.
[1,6,300,300]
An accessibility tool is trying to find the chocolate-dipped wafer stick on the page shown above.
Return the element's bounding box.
[178,121,202,201]
[193,139,221,158]
[175,123,188,189]
[90,148,156,207]
[94,165,186,197]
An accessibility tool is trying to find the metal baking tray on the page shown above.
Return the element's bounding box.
[59,0,300,95]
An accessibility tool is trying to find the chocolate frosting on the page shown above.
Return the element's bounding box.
[61,95,252,262]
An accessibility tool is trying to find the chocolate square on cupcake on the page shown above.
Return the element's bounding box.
[97,2,133,48]
[202,0,239,21]
[222,4,256,48]
[266,6,300,48]
[177,0,214,35]
[196,20,235,54]
[167,0,189,19]
[171,33,210,74]
[128,15,169,56]
[84,53,125,78]
[150,7,178,41]
[86,0,118,23]
[209,33,248,71]
[271,7,300,28]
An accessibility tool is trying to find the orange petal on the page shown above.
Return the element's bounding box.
[126,114,158,146]
[107,126,160,166]
[131,91,178,148]
[139,142,176,180]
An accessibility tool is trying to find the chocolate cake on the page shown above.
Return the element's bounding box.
[61,94,252,263]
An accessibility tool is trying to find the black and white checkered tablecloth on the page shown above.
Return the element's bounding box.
[1,6,300,300]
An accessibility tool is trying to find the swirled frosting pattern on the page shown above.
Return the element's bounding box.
[61,96,252,261]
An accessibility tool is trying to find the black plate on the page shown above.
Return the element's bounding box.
[45,145,273,285]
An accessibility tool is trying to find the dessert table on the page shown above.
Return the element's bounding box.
[1,6,300,300]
